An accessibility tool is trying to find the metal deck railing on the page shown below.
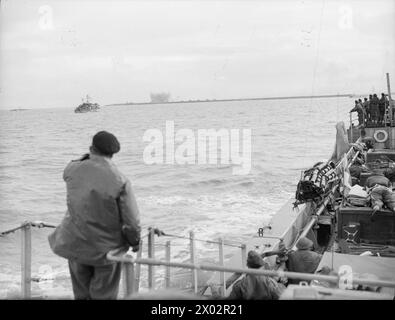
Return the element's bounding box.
[0,222,250,298]
[120,227,249,296]
[107,249,395,296]
[2,219,395,299]
[0,221,57,298]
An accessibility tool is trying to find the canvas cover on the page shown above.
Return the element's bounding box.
[330,122,351,163]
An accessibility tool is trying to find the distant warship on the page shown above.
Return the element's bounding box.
[75,95,100,113]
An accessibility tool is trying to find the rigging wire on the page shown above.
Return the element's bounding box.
[310,0,326,102]
[303,0,326,170]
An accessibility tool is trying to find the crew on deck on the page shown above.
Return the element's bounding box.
[285,237,322,284]
[365,168,392,189]
[370,94,380,125]
[378,93,387,125]
[227,251,285,300]
[48,131,141,300]
[350,100,365,127]
[360,129,375,149]
[364,169,395,218]
[353,93,391,127]
[362,97,370,124]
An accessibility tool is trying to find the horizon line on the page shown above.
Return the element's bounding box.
[105,93,356,107]
[3,92,394,110]
[105,92,395,107]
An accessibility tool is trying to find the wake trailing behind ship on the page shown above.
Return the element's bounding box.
[74,95,100,113]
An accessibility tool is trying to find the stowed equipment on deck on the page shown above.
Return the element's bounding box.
[294,161,338,205]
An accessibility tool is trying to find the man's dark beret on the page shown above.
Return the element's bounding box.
[92,131,120,156]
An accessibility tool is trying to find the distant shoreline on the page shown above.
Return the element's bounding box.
[5,92,394,111]
[104,93,355,107]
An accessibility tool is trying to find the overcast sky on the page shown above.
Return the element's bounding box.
[0,0,394,109]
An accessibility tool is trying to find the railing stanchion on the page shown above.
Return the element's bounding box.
[165,241,171,289]
[148,228,155,289]
[135,239,143,293]
[21,223,31,299]
[189,231,198,293]
[218,238,226,296]
[241,244,247,268]
[122,262,135,297]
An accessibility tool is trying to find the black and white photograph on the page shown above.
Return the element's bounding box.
[0,0,395,308]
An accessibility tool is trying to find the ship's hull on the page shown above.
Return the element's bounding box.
[74,109,99,113]
[74,102,100,113]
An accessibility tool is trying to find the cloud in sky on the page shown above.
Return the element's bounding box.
[0,0,394,109]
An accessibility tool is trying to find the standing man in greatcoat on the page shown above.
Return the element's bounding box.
[49,131,141,299]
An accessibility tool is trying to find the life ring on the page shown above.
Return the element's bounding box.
[373,130,388,143]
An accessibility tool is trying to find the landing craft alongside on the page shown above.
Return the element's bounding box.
[204,73,395,299]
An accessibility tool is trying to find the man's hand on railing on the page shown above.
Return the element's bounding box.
[132,243,140,253]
